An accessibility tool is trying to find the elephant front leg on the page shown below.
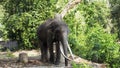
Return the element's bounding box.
[55,41,61,65]
[49,43,55,64]
[47,30,55,63]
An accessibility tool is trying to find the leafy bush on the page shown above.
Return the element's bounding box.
[2,0,56,49]
[85,24,119,64]
[1,0,119,67]
[72,63,92,68]
[65,1,120,68]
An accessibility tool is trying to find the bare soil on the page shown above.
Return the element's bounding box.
[0,50,72,68]
[0,50,107,68]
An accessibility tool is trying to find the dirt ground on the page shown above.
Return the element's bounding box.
[0,50,72,68]
[0,50,107,68]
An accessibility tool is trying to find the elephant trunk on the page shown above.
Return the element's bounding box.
[60,34,74,66]
[61,36,68,66]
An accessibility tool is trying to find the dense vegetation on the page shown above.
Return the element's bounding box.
[0,0,119,68]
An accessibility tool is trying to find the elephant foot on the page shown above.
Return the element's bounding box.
[54,61,60,65]
[49,57,54,64]
[40,58,48,62]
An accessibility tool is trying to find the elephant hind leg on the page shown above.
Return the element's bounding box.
[39,42,44,61]
[41,43,48,62]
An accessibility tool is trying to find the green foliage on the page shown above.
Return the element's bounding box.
[86,24,119,64]
[72,63,92,68]
[2,0,56,49]
[6,49,15,58]
[0,0,120,68]
[65,1,120,68]
[110,0,120,39]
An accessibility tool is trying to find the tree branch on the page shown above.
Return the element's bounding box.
[60,0,81,18]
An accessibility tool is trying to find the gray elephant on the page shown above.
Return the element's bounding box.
[37,14,73,66]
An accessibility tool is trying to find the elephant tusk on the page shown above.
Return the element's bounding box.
[66,41,74,60]
[60,43,72,61]
[60,42,74,61]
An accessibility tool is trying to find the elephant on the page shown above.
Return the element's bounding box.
[37,14,73,66]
